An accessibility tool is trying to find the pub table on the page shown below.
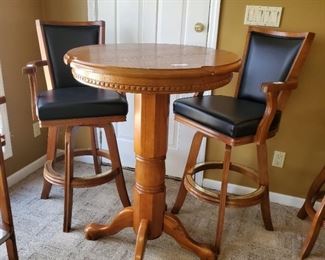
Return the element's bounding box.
[64,43,241,260]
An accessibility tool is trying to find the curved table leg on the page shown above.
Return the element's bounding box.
[164,213,216,260]
[135,219,149,260]
[85,207,133,240]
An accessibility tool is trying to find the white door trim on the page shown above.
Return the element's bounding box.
[207,0,221,48]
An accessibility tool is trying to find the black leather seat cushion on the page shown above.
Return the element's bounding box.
[174,95,281,138]
[37,87,128,121]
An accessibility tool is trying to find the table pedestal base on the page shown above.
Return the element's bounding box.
[85,94,215,259]
[85,207,215,260]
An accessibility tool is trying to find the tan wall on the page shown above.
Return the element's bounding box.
[206,0,325,198]
[0,0,47,176]
[41,0,87,21]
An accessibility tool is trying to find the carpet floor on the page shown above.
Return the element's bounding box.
[0,162,324,259]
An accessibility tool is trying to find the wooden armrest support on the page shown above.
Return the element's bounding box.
[22,60,47,121]
[22,60,48,74]
[256,80,298,143]
[261,80,298,93]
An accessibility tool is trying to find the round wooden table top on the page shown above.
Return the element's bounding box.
[64,43,241,94]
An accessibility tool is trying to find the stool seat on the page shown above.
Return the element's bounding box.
[38,87,128,120]
[174,95,281,138]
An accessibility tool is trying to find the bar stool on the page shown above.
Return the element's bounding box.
[23,20,130,232]
[171,27,315,255]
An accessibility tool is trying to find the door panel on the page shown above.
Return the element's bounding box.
[116,1,139,43]
[157,0,184,44]
[140,0,158,43]
[97,0,116,43]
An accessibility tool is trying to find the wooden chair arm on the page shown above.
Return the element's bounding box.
[255,80,298,143]
[261,80,298,93]
[22,60,48,121]
[22,60,48,74]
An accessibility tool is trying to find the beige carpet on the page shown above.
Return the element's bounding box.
[0,161,324,259]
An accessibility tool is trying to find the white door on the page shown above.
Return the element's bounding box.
[88,0,221,179]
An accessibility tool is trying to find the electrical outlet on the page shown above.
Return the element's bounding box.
[33,122,41,137]
[272,151,286,168]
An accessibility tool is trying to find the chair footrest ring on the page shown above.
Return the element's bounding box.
[43,148,117,188]
[184,161,266,208]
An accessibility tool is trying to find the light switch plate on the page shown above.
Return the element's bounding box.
[272,151,286,168]
[33,121,41,137]
[244,5,282,27]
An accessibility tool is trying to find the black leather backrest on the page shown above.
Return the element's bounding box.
[43,25,100,89]
[238,32,304,103]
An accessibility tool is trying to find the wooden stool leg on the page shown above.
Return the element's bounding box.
[301,196,325,259]
[135,219,149,260]
[90,127,102,174]
[298,166,325,220]
[63,127,74,232]
[41,127,58,199]
[257,143,274,231]
[6,237,18,260]
[172,132,204,214]
[215,144,231,254]
[0,141,18,259]
[104,124,130,207]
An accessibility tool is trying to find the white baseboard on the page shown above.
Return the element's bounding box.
[202,178,305,209]
[7,155,47,187]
